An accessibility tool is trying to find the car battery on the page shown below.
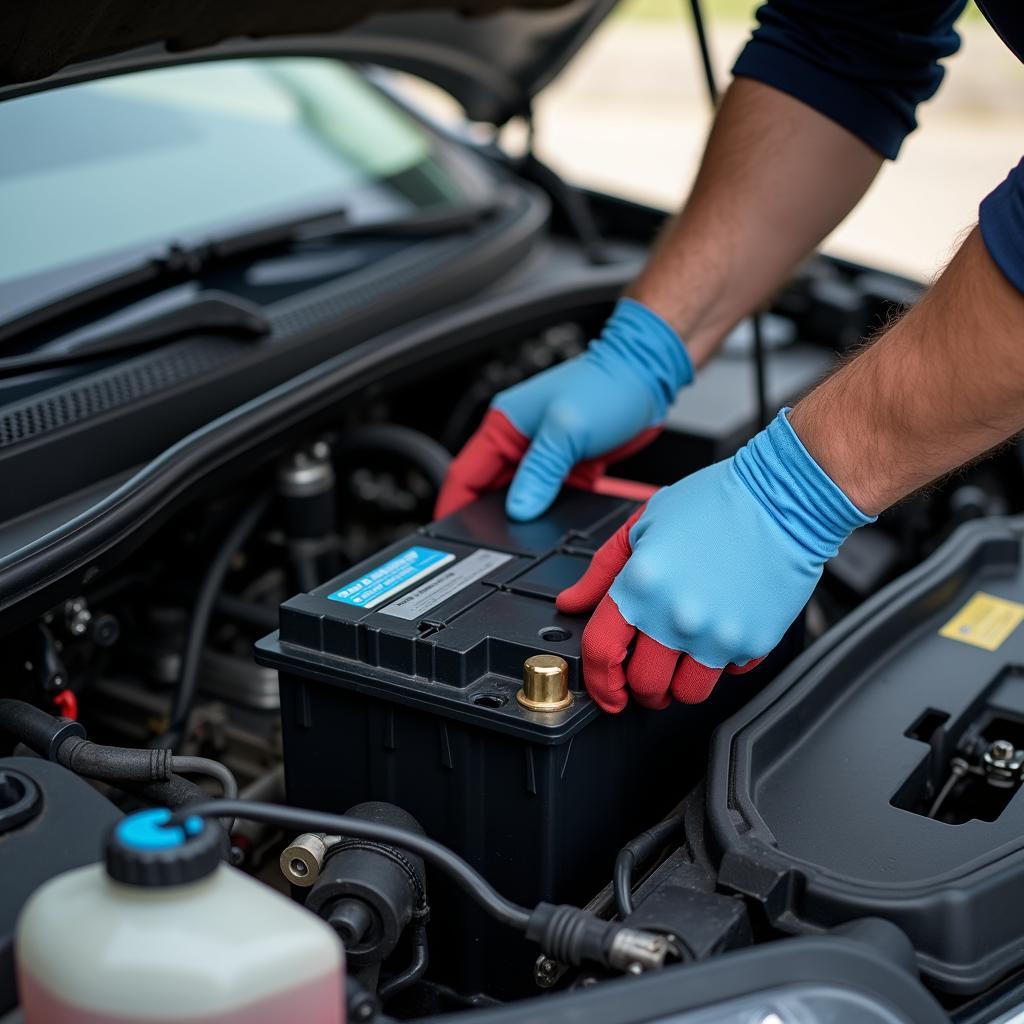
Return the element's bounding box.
[256,487,781,997]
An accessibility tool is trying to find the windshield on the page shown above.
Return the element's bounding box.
[0,58,480,293]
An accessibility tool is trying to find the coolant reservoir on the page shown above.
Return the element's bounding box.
[15,808,344,1024]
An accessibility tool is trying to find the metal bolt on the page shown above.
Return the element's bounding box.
[278,444,334,497]
[64,598,92,637]
[982,740,1024,789]
[352,997,375,1022]
[991,739,1016,763]
[534,956,560,988]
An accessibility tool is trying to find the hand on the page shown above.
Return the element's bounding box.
[434,299,693,521]
[557,410,873,712]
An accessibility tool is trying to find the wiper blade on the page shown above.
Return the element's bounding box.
[0,291,268,380]
[208,201,497,256]
[0,199,499,348]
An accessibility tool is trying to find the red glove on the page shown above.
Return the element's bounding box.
[556,507,762,712]
[434,409,658,519]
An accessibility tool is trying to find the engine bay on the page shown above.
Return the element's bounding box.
[4,257,1024,1023]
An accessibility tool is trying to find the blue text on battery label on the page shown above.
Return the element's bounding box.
[328,547,455,610]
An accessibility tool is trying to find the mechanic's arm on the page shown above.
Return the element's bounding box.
[435,79,883,522]
[559,223,1024,712]
[793,227,1024,515]
[436,0,964,524]
[627,77,882,363]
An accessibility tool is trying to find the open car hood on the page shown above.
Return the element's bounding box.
[0,0,618,123]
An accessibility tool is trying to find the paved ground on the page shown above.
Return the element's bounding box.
[529,17,1023,281]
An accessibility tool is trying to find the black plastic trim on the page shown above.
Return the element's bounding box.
[709,517,1022,848]
[707,516,1024,993]
[430,935,949,1023]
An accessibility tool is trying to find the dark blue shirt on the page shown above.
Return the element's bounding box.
[732,1,1024,292]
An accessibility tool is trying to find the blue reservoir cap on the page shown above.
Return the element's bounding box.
[115,808,204,850]
[106,807,222,886]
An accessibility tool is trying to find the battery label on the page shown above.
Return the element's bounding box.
[939,591,1024,651]
[380,548,514,620]
[329,546,455,610]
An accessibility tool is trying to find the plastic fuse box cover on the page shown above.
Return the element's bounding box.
[708,516,1024,995]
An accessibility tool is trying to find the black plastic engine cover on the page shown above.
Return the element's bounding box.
[258,487,785,998]
[708,516,1024,995]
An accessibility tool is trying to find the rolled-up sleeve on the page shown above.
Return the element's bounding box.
[980,162,1024,293]
[732,0,966,159]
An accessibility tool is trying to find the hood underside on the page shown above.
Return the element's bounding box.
[0,0,618,123]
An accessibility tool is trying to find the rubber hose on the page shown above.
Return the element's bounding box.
[173,800,532,931]
[378,923,429,1002]
[613,849,637,918]
[214,593,279,632]
[612,814,684,918]
[0,697,85,760]
[58,735,172,783]
[158,494,270,749]
[126,773,209,808]
[339,424,452,492]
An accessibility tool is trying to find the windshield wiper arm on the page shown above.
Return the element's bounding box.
[0,198,500,348]
[0,291,269,380]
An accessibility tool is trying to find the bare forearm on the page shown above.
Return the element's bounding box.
[628,77,883,365]
[791,228,1024,516]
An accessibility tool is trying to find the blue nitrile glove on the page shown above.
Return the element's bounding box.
[433,299,693,522]
[557,409,874,711]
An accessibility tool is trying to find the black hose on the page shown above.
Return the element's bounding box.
[214,593,279,632]
[171,800,532,932]
[157,495,270,749]
[751,310,770,428]
[613,848,638,918]
[612,814,684,919]
[0,697,229,811]
[291,550,321,594]
[127,773,211,808]
[0,697,84,759]
[59,735,172,783]
[517,156,609,266]
[378,923,429,1002]
[688,0,719,106]
[339,424,452,493]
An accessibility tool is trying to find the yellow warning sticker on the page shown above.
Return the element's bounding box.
[939,592,1024,651]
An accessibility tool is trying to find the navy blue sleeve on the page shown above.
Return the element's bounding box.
[980,161,1024,293]
[732,1,966,159]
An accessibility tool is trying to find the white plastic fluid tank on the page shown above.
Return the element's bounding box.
[15,808,345,1024]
